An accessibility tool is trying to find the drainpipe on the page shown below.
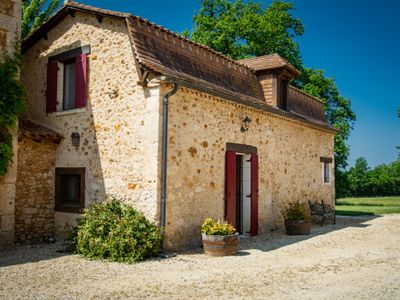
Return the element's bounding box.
[160,83,178,238]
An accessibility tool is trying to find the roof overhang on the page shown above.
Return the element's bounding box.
[22,2,128,53]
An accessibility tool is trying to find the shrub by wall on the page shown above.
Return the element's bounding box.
[70,197,161,263]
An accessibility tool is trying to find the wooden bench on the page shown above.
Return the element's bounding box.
[308,200,336,226]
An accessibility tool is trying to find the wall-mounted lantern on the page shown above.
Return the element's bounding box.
[71,132,80,149]
[241,116,252,132]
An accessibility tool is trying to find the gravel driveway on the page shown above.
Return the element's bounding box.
[1,215,400,300]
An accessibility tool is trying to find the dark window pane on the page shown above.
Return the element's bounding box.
[60,174,80,206]
[324,163,330,183]
[63,61,76,110]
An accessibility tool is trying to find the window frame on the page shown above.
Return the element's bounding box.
[320,157,333,185]
[55,167,85,213]
[47,45,90,113]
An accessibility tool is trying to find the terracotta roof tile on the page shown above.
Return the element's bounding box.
[127,16,264,101]
[238,54,301,76]
[19,120,63,143]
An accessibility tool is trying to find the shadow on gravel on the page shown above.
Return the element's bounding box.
[237,215,380,253]
[0,243,71,268]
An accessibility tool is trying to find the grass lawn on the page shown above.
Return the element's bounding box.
[336,196,400,216]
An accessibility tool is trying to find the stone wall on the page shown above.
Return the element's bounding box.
[21,13,162,236]
[163,86,335,250]
[0,0,21,248]
[15,138,58,243]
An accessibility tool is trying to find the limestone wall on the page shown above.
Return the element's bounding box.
[164,86,335,250]
[15,138,58,243]
[0,0,21,247]
[0,0,20,57]
[20,13,161,236]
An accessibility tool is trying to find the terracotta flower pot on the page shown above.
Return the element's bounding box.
[284,219,311,235]
[202,233,239,256]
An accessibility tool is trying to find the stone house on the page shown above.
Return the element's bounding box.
[14,1,336,250]
[0,0,21,248]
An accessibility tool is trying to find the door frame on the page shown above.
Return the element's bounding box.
[225,143,259,236]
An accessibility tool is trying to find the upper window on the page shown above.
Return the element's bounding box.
[55,167,85,213]
[46,46,90,113]
[323,162,330,183]
[277,79,288,110]
[320,157,333,184]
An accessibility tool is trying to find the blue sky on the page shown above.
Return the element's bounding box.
[79,0,400,168]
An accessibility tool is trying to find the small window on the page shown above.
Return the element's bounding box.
[320,157,332,184]
[277,79,288,110]
[55,168,85,213]
[323,162,330,183]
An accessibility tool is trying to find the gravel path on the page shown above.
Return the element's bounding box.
[1,215,400,300]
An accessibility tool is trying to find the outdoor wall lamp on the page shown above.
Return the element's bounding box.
[241,116,252,132]
[71,132,80,149]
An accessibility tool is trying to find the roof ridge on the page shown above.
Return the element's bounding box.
[66,1,130,17]
[128,15,255,73]
[66,1,255,73]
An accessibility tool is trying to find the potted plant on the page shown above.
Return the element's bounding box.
[201,218,238,256]
[282,200,311,235]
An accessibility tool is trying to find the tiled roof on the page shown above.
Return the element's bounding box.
[287,86,327,125]
[238,54,301,76]
[21,1,336,133]
[19,119,63,143]
[127,16,264,102]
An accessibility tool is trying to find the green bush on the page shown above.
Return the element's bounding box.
[282,200,310,221]
[201,218,236,235]
[69,197,161,263]
[0,48,26,176]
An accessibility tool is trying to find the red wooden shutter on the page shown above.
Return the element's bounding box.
[46,61,58,113]
[225,151,236,227]
[250,153,259,236]
[75,53,87,108]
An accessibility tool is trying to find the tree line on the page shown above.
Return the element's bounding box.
[336,157,400,198]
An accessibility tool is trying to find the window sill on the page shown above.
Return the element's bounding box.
[55,206,84,213]
[48,107,87,116]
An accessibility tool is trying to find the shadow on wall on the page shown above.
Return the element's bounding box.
[16,39,107,243]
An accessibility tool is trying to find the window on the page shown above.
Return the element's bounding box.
[63,59,76,110]
[55,168,85,213]
[277,79,288,110]
[320,157,333,184]
[323,162,330,183]
[46,46,90,113]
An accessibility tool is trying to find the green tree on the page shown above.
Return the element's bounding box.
[22,0,60,39]
[186,0,356,172]
[0,49,26,176]
[348,157,369,196]
[185,0,303,68]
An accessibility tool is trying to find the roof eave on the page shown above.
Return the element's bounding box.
[22,2,128,53]
[160,76,338,135]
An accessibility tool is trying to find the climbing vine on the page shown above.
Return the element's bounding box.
[0,47,25,176]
